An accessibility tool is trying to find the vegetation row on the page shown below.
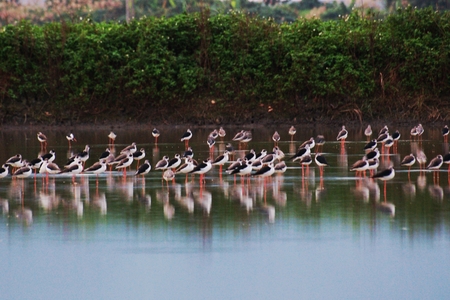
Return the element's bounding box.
[1,7,449,125]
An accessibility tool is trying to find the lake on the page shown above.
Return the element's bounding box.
[0,124,449,299]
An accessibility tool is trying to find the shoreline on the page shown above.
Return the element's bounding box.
[0,119,447,131]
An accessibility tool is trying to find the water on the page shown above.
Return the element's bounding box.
[0,125,449,299]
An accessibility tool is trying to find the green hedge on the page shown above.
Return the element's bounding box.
[0,7,449,124]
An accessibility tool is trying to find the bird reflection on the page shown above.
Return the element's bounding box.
[428,185,444,201]
[402,182,416,198]
[240,194,253,213]
[92,193,107,215]
[193,189,212,215]
[15,207,33,225]
[39,190,60,211]
[65,184,84,217]
[352,185,370,203]
[259,205,275,223]
[417,174,427,190]
[117,178,134,202]
[315,185,326,202]
[176,194,194,213]
[377,202,395,217]
[163,201,175,220]
[136,180,151,211]
[273,189,287,206]
[1,199,9,215]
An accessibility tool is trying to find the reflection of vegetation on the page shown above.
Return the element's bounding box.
[1,7,450,124]
[0,0,369,25]
[321,1,354,21]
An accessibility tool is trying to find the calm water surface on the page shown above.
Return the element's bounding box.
[0,125,450,299]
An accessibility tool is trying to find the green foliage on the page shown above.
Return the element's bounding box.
[0,8,450,124]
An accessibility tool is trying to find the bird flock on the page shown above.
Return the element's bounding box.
[2,124,450,191]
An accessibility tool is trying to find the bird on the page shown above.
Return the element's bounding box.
[181,129,193,148]
[5,154,24,172]
[253,162,275,178]
[443,153,450,175]
[155,156,170,171]
[232,130,245,141]
[371,166,395,199]
[226,158,243,174]
[163,169,175,185]
[364,139,377,152]
[167,154,182,170]
[207,136,216,150]
[85,160,107,174]
[350,158,369,177]
[115,153,134,176]
[120,142,137,155]
[59,160,84,183]
[274,161,287,173]
[392,130,401,142]
[0,164,9,178]
[244,149,256,163]
[255,149,268,161]
[29,156,43,176]
[299,154,313,174]
[41,149,56,163]
[364,125,372,139]
[364,148,380,161]
[379,125,389,136]
[315,153,328,177]
[135,160,152,176]
[300,137,315,150]
[218,127,226,139]
[109,151,128,167]
[108,131,117,144]
[272,131,280,145]
[416,124,424,138]
[12,164,32,179]
[229,159,252,176]
[372,166,395,181]
[273,146,285,161]
[183,147,194,159]
[377,132,389,144]
[176,158,196,181]
[443,125,449,142]
[401,153,416,180]
[133,148,146,168]
[78,145,90,166]
[209,129,219,140]
[152,128,160,144]
[384,135,394,154]
[416,150,427,170]
[39,159,61,175]
[367,158,379,176]
[410,126,418,140]
[290,144,310,162]
[212,151,229,173]
[99,148,112,161]
[37,132,47,150]
[241,131,252,144]
[288,126,296,141]
[251,159,264,171]
[336,125,348,142]
[189,158,212,184]
[262,151,279,165]
[85,160,107,182]
[66,133,77,148]
[401,154,416,169]
[427,154,443,170]
[315,135,325,152]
